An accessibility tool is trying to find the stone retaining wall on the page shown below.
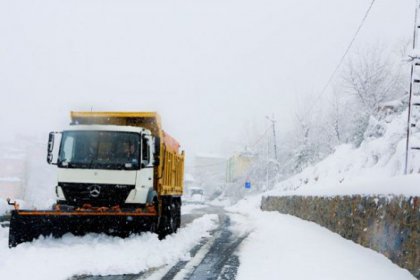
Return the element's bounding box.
[261,195,420,278]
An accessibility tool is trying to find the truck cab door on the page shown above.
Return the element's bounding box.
[133,134,155,204]
[127,134,155,204]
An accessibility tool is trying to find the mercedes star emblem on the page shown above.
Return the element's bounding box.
[88,185,101,198]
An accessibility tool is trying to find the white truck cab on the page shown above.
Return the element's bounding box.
[51,125,157,207]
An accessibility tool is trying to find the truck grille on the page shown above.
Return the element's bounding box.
[59,183,135,207]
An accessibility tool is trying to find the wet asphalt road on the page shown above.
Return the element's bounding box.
[178,215,247,280]
[72,204,248,280]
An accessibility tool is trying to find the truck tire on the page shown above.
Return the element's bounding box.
[150,197,159,233]
[157,198,177,239]
[175,199,181,230]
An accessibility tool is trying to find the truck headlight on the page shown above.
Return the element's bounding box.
[55,186,66,200]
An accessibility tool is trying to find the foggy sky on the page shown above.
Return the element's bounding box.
[0,0,413,158]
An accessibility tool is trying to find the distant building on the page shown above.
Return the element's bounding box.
[193,153,227,196]
[226,151,255,183]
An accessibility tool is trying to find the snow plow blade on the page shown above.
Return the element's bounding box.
[9,210,157,248]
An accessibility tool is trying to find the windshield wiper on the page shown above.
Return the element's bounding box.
[88,158,96,169]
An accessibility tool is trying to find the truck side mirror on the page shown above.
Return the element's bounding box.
[154,137,161,167]
[47,132,55,164]
[141,135,151,167]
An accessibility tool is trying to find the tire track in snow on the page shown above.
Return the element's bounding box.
[182,215,248,280]
[72,206,249,280]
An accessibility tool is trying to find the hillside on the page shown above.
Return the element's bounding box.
[272,97,420,196]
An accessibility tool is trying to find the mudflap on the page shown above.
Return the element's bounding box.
[8,210,157,248]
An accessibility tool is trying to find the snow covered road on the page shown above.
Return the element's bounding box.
[73,205,249,280]
[0,202,415,279]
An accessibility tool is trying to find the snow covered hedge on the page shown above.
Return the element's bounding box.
[261,195,420,278]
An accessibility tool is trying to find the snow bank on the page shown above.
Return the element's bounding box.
[0,177,21,182]
[209,196,234,207]
[0,201,8,217]
[234,212,414,280]
[228,196,415,280]
[181,203,207,214]
[0,214,218,280]
[0,199,28,216]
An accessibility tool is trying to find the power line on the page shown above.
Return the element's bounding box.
[248,126,271,149]
[311,0,377,110]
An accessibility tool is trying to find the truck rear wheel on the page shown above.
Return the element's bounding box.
[175,199,181,230]
[158,198,178,239]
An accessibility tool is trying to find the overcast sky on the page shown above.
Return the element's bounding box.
[0,0,414,158]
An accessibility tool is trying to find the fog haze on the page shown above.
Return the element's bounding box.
[0,0,413,156]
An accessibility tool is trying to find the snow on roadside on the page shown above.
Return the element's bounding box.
[227,197,415,280]
[0,214,218,280]
[270,174,420,197]
[209,197,234,207]
[181,203,207,214]
[0,199,28,216]
[0,201,8,216]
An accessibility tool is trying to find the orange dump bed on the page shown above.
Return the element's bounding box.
[69,111,184,196]
[163,131,180,153]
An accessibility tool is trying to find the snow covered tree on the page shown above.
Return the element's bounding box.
[342,47,405,115]
[338,47,406,146]
[284,93,335,173]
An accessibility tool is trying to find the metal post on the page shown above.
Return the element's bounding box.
[266,134,270,190]
[272,120,278,160]
[266,115,278,160]
[405,64,415,175]
[404,0,419,174]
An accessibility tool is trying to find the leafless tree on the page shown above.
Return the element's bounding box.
[342,47,405,114]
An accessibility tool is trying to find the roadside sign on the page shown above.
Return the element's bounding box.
[245,181,251,189]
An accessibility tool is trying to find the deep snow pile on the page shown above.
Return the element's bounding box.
[0,199,27,217]
[273,103,420,196]
[0,214,217,280]
[228,196,415,280]
[0,141,56,216]
[0,201,8,216]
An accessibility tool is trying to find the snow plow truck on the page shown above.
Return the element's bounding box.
[8,112,184,247]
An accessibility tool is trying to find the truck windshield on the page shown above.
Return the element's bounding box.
[58,131,140,170]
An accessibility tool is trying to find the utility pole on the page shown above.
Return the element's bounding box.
[405,0,420,174]
[266,115,278,160]
[266,135,269,190]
